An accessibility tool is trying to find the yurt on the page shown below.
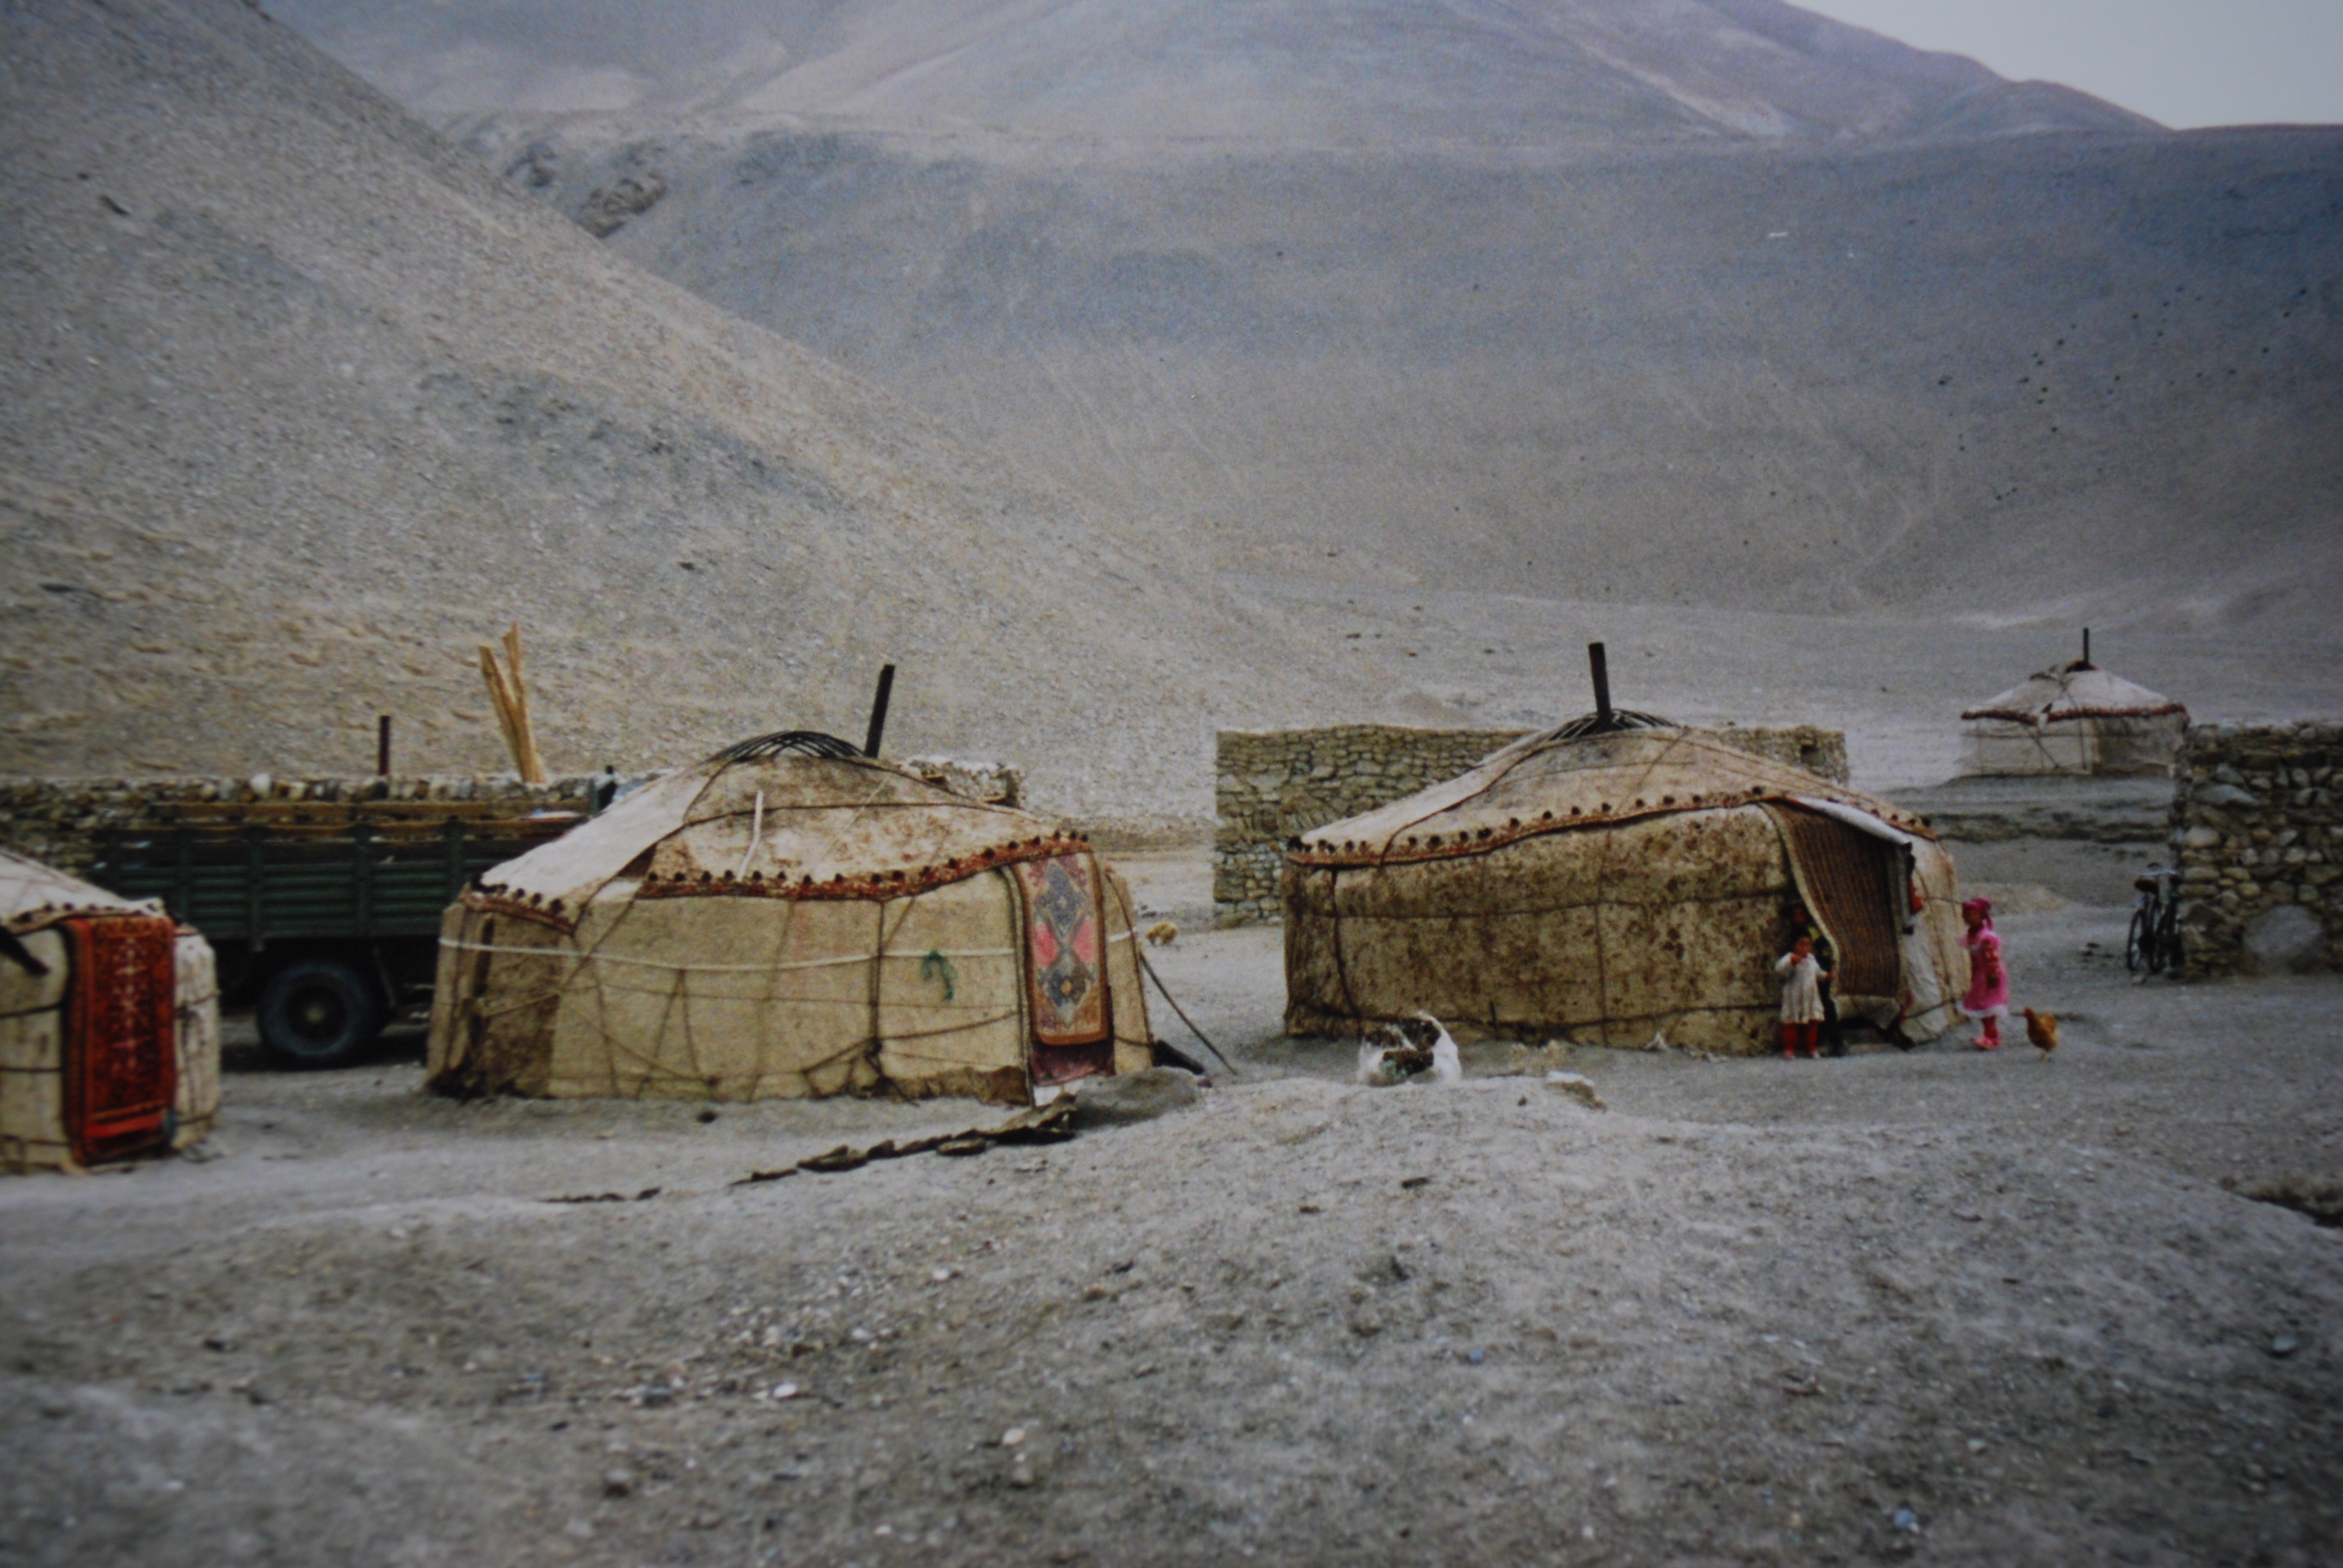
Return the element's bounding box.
[1,850,220,1172]
[427,733,1154,1105]
[1959,644,2187,777]
[1283,719,1968,1053]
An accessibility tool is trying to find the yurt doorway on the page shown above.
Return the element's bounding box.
[1765,805,1905,1004]
[61,915,180,1165]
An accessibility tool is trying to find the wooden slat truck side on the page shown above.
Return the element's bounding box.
[90,800,585,1067]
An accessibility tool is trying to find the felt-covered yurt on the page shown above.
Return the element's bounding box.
[1282,719,1968,1054]
[427,734,1154,1105]
[1,850,220,1172]
[1959,647,2187,777]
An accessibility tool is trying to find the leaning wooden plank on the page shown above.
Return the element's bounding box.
[477,645,525,774]
[500,625,549,785]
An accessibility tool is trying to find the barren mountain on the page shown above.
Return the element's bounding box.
[0,0,1361,815]
[270,0,2342,639]
[269,0,2160,147]
[7,0,2336,822]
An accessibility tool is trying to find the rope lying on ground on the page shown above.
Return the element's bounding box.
[538,1099,1078,1201]
[1134,944,1235,1074]
[725,1096,1078,1185]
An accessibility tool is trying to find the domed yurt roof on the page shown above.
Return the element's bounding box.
[2,849,218,1172]
[477,731,1068,926]
[1293,720,1936,867]
[2,848,158,935]
[1959,660,2186,727]
[428,732,1155,1105]
[1283,713,1968,1054]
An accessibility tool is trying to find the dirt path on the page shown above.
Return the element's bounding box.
[4,906,2339,1567]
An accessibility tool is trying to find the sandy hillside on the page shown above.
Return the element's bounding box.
[0,0,1374,817]
[270,0,2343,636]
[1,900,2337,1566]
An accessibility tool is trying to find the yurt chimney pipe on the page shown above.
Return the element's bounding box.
[864,664,897,759]
[2082,628,2092,668]
[1588,642,1613,725]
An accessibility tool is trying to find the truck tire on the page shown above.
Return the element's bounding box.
[257,958,385,1069]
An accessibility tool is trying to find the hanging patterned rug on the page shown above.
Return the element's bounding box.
[64,914,178,1165]
[1765,805,1903,999]
[1015,853,1114,1085]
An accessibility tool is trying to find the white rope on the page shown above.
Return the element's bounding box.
[436,938,1017,973]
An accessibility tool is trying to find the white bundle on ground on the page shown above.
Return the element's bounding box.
[1355,1014,1463,1086]
[1418,1013,1463,1084]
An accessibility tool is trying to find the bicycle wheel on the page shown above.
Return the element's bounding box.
[2155,900,2184,976]
[2126,905,2150,974]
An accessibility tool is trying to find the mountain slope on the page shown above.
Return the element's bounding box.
[262,0,2340,637]
[466,128,2343,631]
[275,0,2158,147]
[0,0,1356,814]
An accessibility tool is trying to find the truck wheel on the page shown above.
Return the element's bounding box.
[257,958,384,1069]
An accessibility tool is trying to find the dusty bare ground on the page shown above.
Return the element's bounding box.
[4,898,2340,1568]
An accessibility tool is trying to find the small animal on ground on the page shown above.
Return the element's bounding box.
[1145,921,1179,947]
[1413,1011,1464,1084]
[2023,1007,2060,1059]
[1357,1016,1458,1086]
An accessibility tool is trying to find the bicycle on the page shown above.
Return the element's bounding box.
[2126,866,2184,976]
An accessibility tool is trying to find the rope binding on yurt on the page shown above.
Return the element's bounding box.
[1133,944,1234,1074]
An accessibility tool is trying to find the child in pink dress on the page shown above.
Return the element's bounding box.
[1959,897,2008,1050]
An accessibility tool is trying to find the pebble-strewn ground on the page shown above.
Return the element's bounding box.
[4,898,2338,1567]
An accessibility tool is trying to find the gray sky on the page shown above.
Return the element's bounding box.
[1795,0,2343,128]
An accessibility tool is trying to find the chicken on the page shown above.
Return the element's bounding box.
[1144,921,1179,947]
[2022,1007,2060,1059]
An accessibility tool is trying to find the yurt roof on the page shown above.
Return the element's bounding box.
[1292,725,1934,870]
[1960,661,2186,725]
[1,848,159,935]
[476,736,1083,928]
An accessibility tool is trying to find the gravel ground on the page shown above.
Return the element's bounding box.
[4,893,2340,1567]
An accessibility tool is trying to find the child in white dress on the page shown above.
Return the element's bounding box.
[1775,935,1830,1060]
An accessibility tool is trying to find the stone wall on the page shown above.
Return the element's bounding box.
[0,774,608,879]
[0,760,1032,882]
[1213,724,1849,926]
[2173,723,2343,976]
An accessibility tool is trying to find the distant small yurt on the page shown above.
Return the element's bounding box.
[427,734,1154,1105]
[1,850,220,1172]
[1959,639,2187,777]
[1283,719,1967,1054]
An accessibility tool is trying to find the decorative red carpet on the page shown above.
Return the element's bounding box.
[64,915,178,1165]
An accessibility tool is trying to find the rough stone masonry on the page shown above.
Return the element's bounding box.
[2174,722,2343,976]
[0,774,605,880]
[0,758,1022,883]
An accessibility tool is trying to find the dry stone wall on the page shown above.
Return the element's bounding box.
[2174,724,2343,976]
[1214,724,1848,926]
[0,762,1026,882]
[0,774,608,880]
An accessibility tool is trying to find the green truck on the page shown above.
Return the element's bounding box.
[90,800,586,1067]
